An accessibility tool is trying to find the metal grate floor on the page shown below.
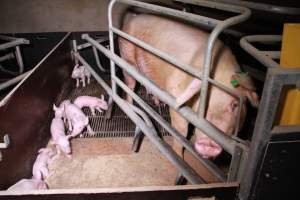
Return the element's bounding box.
[65,76,171,138]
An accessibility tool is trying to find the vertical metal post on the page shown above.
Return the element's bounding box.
[108,0,117,94]
[14,46,24,74]
[239,69,282,200]
[72,40,79,65]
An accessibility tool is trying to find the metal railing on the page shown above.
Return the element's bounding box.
[238,35,300,200]
[0,35,30,92]
[76,0,253,183]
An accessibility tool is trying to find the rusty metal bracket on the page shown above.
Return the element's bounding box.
[0,134,10,162]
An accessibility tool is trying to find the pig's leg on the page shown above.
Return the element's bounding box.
[119,37,138,104]
[40,167,50,179]
[81,77,86,87]
[33,170,42,180]
[123,71,136,104]
[67,119,73,132]
[87,125,95,136]
[169,109,189,157]
[87,75,91,84]
[90,107,96,116]
[95,107,103,114]
[76,79,79,88]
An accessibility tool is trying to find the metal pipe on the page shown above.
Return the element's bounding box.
[75,52,205,184]
[261,51,281,60]
[113,0,220,29]
[0,35,20,41]
[82,34,246,155]
[0,63,19,76]
[206,0,300,15]
[240,35,281,68]
[15,46,24,74]
[0,38,29,50]
[0,53,14,62]
[108,0,117,94]
[112,27,202,79]
[175,0,251,13]
[198,3,251,118]
[92,46,106,72]
[77,37,109,50]
[72,40,79,65]
[113,76,227,181]
[0,71,30,91]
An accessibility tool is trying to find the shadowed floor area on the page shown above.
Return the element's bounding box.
[46,137,178,188]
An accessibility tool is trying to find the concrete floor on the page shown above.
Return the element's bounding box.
[46,137,178,189]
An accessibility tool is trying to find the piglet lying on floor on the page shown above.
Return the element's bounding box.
[74,95,108,116]
[32,148,56,180]
[50,110,72,157]
[54,100,94,137]
[71,64,91,87]
[7,179,47,191]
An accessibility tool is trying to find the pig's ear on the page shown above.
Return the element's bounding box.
[38,148,45,153]
[175,79,201,109]
[245,90,259,108]
[53,104,58,111]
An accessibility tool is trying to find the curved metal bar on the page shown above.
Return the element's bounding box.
[240,35,282,69]
[208,0,300,15]
[198,3,251,118]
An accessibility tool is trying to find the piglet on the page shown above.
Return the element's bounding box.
[32,148,56,180]
[54,101,94,137]
[71,64,91,87]
[50,114,72,158]
[74,95,108,116]
[7,179,47,191]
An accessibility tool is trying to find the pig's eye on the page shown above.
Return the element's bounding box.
[229,101,239,113]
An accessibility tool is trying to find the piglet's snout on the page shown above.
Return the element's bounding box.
[194,137,222,159]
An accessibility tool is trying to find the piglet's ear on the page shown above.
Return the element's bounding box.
[53,104,58,111]
[38,148,45,153]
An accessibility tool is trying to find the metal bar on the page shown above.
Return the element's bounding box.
[108,0,117,94]
[113,0,220,29]
[0,63,19,76]
[15,46,24,74]
[198,3,251,118]
[240,35,282,68]
[113,75,227,181]
[112,27,202,79]
[0,53,14,62]
[261,51,281,60]
[0,35,19,41]
[175,0,251,13]
[72,40,79,65]
[0,71,30,91]
[0,38,29,50]
[75,52,205,184]
[82,34,246,155]
[206,0,300,15]
[239,67,300,200]
[92,46,106,72]
[77,37,109,50]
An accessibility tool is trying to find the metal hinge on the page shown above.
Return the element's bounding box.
[0,134,10,162]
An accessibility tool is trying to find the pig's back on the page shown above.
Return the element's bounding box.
[121,13,239,96]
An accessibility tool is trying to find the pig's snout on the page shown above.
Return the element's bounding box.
[194,137,222,159]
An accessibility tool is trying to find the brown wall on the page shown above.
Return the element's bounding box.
[0,0,173,34]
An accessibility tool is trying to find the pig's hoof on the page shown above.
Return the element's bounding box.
[194,138,222,159]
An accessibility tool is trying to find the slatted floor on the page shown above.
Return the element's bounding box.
[62,77,171,138]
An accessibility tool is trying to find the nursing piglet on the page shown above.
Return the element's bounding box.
[71,64,91,87]
[74,95,108,116]
[7,179,47,191]
[32,148,56,180]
